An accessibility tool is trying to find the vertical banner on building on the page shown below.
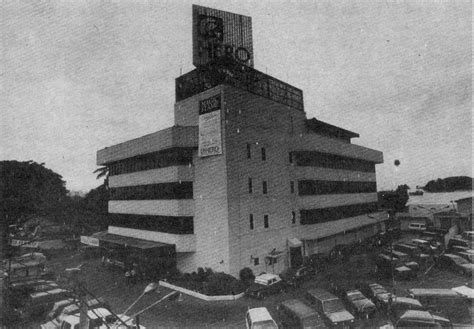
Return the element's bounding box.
[198,95,223,157]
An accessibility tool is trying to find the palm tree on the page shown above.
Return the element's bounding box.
[93,166,109,189]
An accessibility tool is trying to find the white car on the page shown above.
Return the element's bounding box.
[452,282,474,300]
[41,308,145,329]
[245,307,278,329]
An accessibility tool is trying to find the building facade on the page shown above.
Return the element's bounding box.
[96,5,386,277]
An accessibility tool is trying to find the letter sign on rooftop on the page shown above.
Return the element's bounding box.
[193,5,254,68]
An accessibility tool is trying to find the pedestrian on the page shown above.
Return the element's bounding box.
[125,270,131,285]
[130,268,137,284]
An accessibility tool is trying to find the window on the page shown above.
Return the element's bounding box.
[289,152,293,163]
[248,178,253,193]
[264,215,269,228]
[249,214,254,230]
[253,257,259,266]
[262,181,268,194]
[292,211,296,224]
[261,147,266,161]
[290,181,295,194]
[247,143,251,159]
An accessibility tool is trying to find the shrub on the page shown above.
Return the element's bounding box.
[239,267,255,286]
[204,272,245,296]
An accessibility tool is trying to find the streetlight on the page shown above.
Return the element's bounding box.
[122,282,158,316]
[130,290,179,319]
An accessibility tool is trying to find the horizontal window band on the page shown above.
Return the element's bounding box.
[300,202,379,225]
[298,180,377,195]
[292,151,376,173]
[110,182,193,200]
[108,147,194,176]
[109,214,193,234]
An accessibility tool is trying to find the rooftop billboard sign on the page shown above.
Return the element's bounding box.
[193,5,253,68]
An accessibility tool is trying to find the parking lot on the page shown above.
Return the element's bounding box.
[10,230,472,328]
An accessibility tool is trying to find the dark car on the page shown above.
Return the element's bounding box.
[344,290,376,319]
[277,299,326,329]
[245,273,288,299]
[447,238,472,250]
[375,254,417,280]
[306,289,355,328]
[280,266,315,288]
[436,253,474,276]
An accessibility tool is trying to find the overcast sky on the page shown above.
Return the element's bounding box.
[2,0,471,193]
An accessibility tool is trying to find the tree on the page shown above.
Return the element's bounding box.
[93,166,109,189]
[378,184,409,213]
[83,184,109,214]
[1,160,68,218]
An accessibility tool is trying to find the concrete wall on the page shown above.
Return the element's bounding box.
[97,126,198,165]
[222,85,385,276]
[189,86,232,274]
[108,166,193,188]
[108,200,194,216]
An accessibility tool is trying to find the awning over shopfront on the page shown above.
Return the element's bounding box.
[91,231,171,250]
[288,238,302,248]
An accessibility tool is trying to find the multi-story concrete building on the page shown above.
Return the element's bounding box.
[95,5,386,277]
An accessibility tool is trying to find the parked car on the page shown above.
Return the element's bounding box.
[344,290,376,319]
[395,310,452,328]
[383,296,424,321]
[436,253,474,276]
[277,299,325,328]
[447,238,472,250]
[360,283,391,307]
[375,254,417,280]
[452,282,474,300]
[455,251,474,263]
[408,288,469,319]
[245,307,278,329]
[280,266,314,288]
[411,239,438,254]
[41,307,145,329]
[245,273,288,299]
[408,223,426,232]
[305,288,355,328]
[461,231,474,241]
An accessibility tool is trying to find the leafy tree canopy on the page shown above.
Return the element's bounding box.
[378,184,409,212]
[423,176,473,192]
[1,160,68,218]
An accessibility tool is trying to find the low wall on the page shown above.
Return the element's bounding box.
[158,281,244,301]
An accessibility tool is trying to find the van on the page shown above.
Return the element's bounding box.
[245,307,278,329]
[408,223,426,232]
[408,288,468,319]
[305,289,355,328]
[22,288,71,318]
[277,299,325,328]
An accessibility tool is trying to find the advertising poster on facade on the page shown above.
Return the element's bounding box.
[198,94,222,157]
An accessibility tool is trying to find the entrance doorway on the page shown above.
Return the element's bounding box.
[289,246,303,268]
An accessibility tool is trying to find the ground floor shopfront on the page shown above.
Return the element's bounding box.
[81,232,177,279]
